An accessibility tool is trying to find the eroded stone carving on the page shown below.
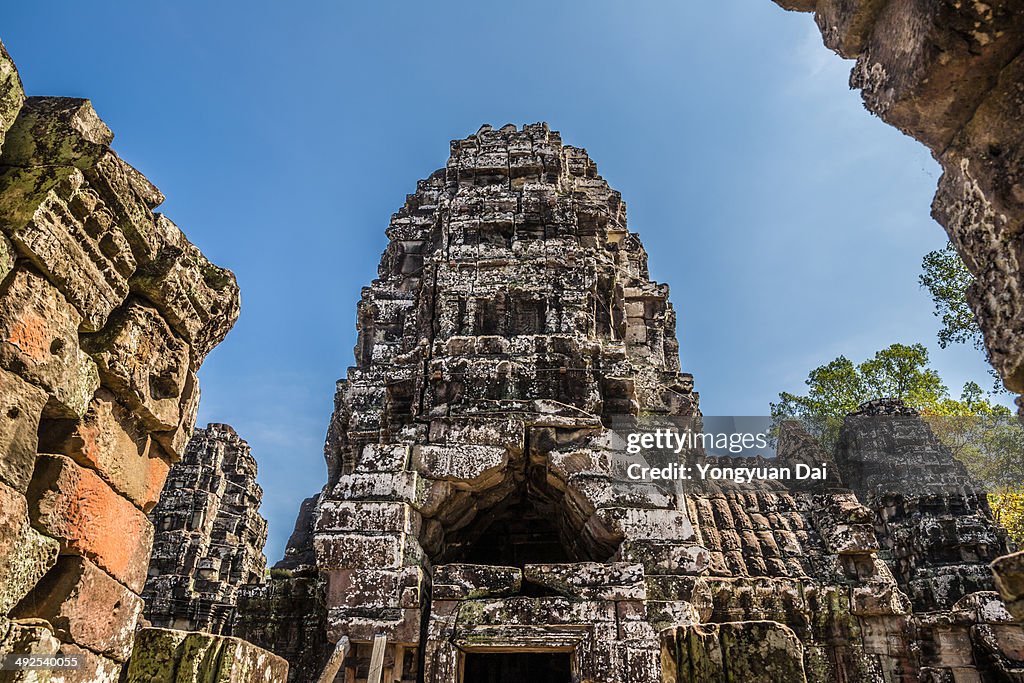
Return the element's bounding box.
[244,124,1023,682]
[0,39,240,680]
[769,0,1024,415]
[143,424,268,636]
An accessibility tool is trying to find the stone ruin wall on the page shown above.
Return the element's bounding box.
[315,121,699,683]
[667,402,1022,682]
[768,0,1024,412]
[235,493,327,682]
[1,0,1023,677]
[143,423,268,635]
[770,0,1024,640]
[238,124,1024,683]
[0,39,245,680]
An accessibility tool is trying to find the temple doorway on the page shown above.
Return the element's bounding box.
[461,652,573,683]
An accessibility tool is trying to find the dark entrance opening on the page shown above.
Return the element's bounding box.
[462,652,572,683]
[461,499,571,567]
[421,463,621,567]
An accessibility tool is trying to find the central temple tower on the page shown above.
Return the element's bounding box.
[232,123,1021,683]
[313,122,700,681]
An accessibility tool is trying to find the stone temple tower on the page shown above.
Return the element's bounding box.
[241,123,1024,683]
[312,122,701,681]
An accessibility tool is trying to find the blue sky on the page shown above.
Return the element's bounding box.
[1,1,1003,561]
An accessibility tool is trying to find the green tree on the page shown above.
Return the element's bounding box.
[920,242,980,350]
[774,347,1024,546]
[924,400,1024,548]
[919,244,1023,544]
[771,343,946,449]
[920,242,1005,391]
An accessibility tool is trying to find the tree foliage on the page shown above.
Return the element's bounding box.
[920,242,981,350]
[930,408,1024,548]
[773,344,1024,546]
[920,242,1008,392]
[990,492,1024,548]
[771,343,947,449]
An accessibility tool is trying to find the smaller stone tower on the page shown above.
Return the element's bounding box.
[143,423,268,634]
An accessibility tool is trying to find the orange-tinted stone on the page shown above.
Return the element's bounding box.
[12,555,142,662]
[80,300,189,431]
[40,389,171,511]
[28,453,153,592]
[0,267,99,417]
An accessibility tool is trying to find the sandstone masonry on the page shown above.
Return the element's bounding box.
[244,124,1024,682]
[0,38,242,680]
[143,423,268,635]
[770,0,1024,631]
[770,1,1024,414]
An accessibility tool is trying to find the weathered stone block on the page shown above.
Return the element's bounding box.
[28,453,153,592]
[620,540,710,575]
[453,596,616,627]
[523,562,645,600]
[852,0,1024,150]
[0,40,24,154]
[125,627,288,683]
[0,479,59,613]
[2,97,113,169]
[645,575,698,603]
[617,644,661,683]
[594,507,694,542]
[0,367,47,492]
[325,567,422,609]
[567,475,673,510]
[151,370,199,459]
[851,578,912,616]
[12,555,142,661]
[354,443,409,472]
[314,532,404,569]
[326,607,422,645]
[936,53,1024,246]
[83,151,159,262]
[315,500,418,534]
[914,613,976,667]
[992,551,1024,622]
[428,416,526,451]
[812,494,878,554]
[0,267,100,417]
[663,621,808,683]
[0,617,60,671]
[413,444,507,482]
[131,214,240,361]
[0,233,13,281]
[954,592,1014,624]
[432,563,522,599]
[330,471,419,502]
[813,0,887,58]
[972,622,1024,673]
[40,389,168,511]
[82,300,190,431]
[50,643,121,683]
[0,165,132,332]
[123,627,185,682]
[0,164,81,232]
